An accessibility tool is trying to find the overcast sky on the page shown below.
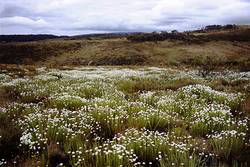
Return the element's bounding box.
[0,0,250,35]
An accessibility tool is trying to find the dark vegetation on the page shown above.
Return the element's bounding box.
[127,31,199,43]
[0,34,66,43]
[127,26,250,43]
[0,111,22,162]
[203,29,250,42]
[69,32,135,40]
[0,33,134,43]
[193,24,238,32]
[0,41,82,64]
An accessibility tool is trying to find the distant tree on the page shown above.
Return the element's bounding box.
[171,30,178,34]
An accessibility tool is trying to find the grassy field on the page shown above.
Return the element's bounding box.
[0,67,249,167]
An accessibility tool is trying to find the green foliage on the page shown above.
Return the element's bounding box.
[160,152,204,167]
[90,108,128,140]
[208,131,247,162]
[47,94,88,110]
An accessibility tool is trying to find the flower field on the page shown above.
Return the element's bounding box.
[0,67,249,167]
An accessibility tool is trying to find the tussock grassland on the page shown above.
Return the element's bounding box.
[0,67,249,166]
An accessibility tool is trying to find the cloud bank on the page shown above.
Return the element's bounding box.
[0,0,250,35]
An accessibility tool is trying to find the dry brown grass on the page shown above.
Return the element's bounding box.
[0,88,17,107]
[33,39,250,70]
[0,29,250,70]
[117,77,199,95]
[241,97,250,117]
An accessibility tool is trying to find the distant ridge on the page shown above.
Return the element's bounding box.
[0,34,67,43]
[1,25,249,43]
[0,33,142,42]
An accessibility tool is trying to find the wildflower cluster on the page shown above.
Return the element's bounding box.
[0,67,249,166]
[18,108,99,153]
[89,128,204,167]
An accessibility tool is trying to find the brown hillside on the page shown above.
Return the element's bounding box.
[0,26,250,70]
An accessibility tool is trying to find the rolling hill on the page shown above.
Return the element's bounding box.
[0,25,249,71]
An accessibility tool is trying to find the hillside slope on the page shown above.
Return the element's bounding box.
[0,26,250,70]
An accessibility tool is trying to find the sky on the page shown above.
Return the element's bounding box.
[0,0,250,35]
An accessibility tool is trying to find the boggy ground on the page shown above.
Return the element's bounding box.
[0,67,250,167]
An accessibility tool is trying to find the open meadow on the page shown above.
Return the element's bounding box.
[0,66,249,166]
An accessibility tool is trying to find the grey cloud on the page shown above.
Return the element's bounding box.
[0,4,29,18]
[65,22,157,33]
[154,16,191,26]
[0,3,58,19]
[0,0,249,35]
[224,15,250,24]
